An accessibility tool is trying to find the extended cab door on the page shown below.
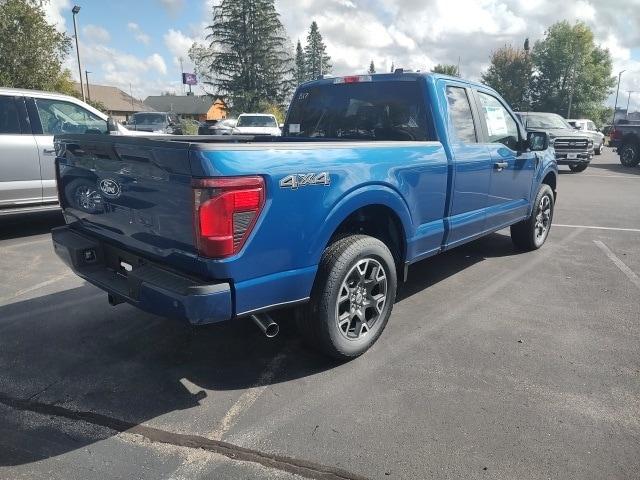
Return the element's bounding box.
[442,83,493,247]
[0,95,43,208]
[28,96,108,203]
[473,90,535,230]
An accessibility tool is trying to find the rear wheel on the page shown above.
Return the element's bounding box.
[569,163,588,173]
[297,235,397,360]
[510,184,554,251]
[620,143,640,167]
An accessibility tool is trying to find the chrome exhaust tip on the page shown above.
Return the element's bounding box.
[251,313,279,338]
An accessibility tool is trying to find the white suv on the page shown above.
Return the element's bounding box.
[0,88,153,216]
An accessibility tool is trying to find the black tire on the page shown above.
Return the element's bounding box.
[569,163,588,173]
[620,142,640,167]
[510,184,554,251]
[297,235,397,360]
[595,145,602,155]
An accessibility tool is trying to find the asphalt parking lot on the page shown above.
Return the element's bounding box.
[1,148,638,480]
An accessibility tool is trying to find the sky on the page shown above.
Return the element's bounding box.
[44,0,640,111]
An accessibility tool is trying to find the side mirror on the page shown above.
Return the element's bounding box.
[527,131,549,151]
[279,123,284,129]
[107,116,119,134]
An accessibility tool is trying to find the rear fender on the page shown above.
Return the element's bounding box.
[309,185,413,264]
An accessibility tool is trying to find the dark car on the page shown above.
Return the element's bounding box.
[125,112,182,135]
[198,118,237,135]
[516,112,594,173]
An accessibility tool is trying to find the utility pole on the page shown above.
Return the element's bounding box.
[72,5,85,102]
[179,57,185,95]
[85,70,91,102]
[129,83,135,112]
[612,70,626,126]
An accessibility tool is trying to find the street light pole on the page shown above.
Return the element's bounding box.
[611,70,625,126]
[85,70,91,102]
[625,91,638,118]
[72,6,85,102]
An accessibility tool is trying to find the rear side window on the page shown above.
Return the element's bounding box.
[477,92,519,151]
[286,81,432,141]
[0,96,22,134]
[445,86,476,143]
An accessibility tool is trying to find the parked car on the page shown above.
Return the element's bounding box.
[516,112,593,172]
[233,113,281,136]
[0,88,157,216]
[52,72,556,359]
[125,112,182,134]
[566,118,605,154]
[198,118,237,135]
[610,122,640,167]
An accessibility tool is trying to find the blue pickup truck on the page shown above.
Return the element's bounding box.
[52,73,556,359]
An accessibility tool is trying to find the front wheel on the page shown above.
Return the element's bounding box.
[569,163,588,173]
[510,184,554,251]
[620,143,640,167]
[297,235,397,360]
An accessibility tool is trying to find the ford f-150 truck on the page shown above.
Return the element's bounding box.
[52,73,556,359]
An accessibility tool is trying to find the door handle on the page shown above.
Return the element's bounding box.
[43,148,56,155]
[494,161,508,171]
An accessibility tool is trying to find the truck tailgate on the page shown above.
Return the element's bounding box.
[55,136,200,271]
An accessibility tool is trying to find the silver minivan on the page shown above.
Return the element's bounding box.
[0,88,154,216]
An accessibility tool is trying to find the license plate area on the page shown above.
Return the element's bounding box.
[103,244,146,277]
[567,153,578,159]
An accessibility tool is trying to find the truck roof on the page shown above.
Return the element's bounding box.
[299,72,492,92]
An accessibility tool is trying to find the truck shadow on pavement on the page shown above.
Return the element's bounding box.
[587,161,640,176]
[0,231,520,467]
[0,211,64,241]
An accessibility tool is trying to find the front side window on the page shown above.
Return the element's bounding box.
[286,80,431,141]
[588,121,597,131]
[35,99,107,135]
[445,86,476,143]
[130,113,166,125]
[477,92,519,151]
[0,96,22,134]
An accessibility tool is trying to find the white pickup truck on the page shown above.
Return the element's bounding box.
[0,88,157,216]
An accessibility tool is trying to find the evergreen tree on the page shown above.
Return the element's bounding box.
[0,0,71,90]
[295,40,306,85]
[190,0,294,113]
[304,21,331,80]
[368,60,376,74]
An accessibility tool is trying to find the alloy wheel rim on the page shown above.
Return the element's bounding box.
[622,146,636,164]
[534,194,551,242]
[336,258,387,340]
[76,186,102,211]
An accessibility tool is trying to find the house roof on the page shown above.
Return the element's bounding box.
[143,95,223,115]
[73,83,152,113]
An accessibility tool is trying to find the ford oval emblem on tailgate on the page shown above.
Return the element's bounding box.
[99,178,121,198]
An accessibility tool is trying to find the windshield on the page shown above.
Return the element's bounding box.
[522,113,571,129]
[285,80,431,141]
[131,113,166,125]
[237,115,277,127]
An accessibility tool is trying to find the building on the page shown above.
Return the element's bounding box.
[143,95,227,121]
[73,83,152,121]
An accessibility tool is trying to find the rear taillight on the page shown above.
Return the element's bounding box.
[192,176,265,258]
[610,128,622,140]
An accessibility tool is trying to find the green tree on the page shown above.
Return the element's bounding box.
[295,40,306,85]
[304,21,331,80]
[431,64,459,77]
[0,0,72,90]
[368,60,376,74]
[481,44,533,111]
[190,0,294,113]
[530,21,615,118]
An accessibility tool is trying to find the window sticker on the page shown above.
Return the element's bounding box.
[484,106,508,137]
[289,123,301,133]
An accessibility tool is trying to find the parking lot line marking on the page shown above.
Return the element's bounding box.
[594,240,640,290]
[210,349,289,441]
[554,224,640,233]
[0,272,73,304]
